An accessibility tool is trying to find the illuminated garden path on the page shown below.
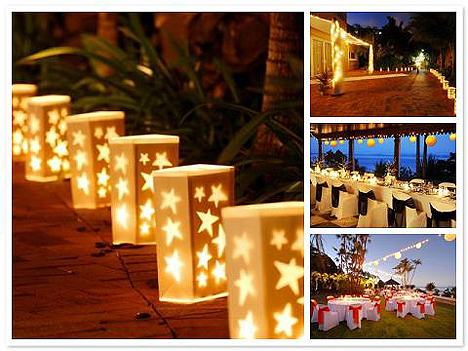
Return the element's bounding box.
[310,70,455,117]
[12,163,229,338]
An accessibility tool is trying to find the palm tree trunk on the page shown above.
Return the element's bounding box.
[253,13,302,155]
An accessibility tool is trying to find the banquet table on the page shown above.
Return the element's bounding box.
[328,298,373,321]
[389,295,425,311]
[311,173,455,218]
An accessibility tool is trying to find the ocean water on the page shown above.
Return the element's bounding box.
[311,153,451,172]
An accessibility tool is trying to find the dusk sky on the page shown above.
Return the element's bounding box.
[311,134,456,157]
[314,234,456,288]
[347,12,414,28]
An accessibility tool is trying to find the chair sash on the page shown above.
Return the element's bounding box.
[363,295,369,298]
[374,302,381,314]
[358,190,376,215]
[397,301,405,312]
[316,182,329,202]
[331,184,347,208]
[431,300,436,312]
[430,204,456,227]
[311,299,318,316]
[374,297,380,302]
[392,196,416,227]
[327,296,335,301]
[417,301,425,313]
[318,307,330,325]
[349,305,362,324]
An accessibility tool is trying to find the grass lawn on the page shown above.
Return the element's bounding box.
[311,292,456,339]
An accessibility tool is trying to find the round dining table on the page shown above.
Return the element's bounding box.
[328,298,373,321]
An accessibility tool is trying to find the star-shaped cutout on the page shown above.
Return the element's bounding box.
[96,167,110,186]
[62,159,70,172]
[77,173,90,194]
[30,155,42,171]
[104,126,119,140]
[291,228,304,256]
[212,224,226,257]
[94,127,104,139]
[274,258,304,296]
[58,119,67,135]
[160,188,181,214]
[115,177,129,200]
[234,269,255,306]
[139,199,155,221]
[19,98,28,110]
[60,107,68,117]
[152,152,172,170]
[12,144,21,156]
[212,260,226,284]
[116,204,129,228]
[165,250,183,282]
[45,127,59,147]
[140,223,150,235]
[140,172,154,192]
[196,209,219,237]
[194,186,205,202]
[270,229,288,250]
[196,244,212,269]
[238,312,257,339]
[197,272,208,287]
[96,143,110,163]
[273,303,298,337]
[139,153,150,165]
[53,140,68,157]
[162,217,182,246]
[98,187,107,198]
[12,97,19,108]
[72,130,86,148]
[232,232,253,264]
[29,114,40,134]
[47,156,62,172]
[74,150,88,171]
[208,184,228,208]
[13,111,27,125]
[48,109,60,125]
[114,153,128,174]
[13,130,23,144]
[29,137,41,154]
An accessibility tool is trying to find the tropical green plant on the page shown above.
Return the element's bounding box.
[393,258,414,287]
[14,13,303,204]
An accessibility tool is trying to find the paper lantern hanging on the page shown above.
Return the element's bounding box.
[12,84,37,159]
[378,138,384,144]
[449,133,456,141]
[394,252,401,259]
[410,136,417,143]
[425,135,437,147]
[447,87,456,99]
[223,202,304,339]
[442,80,449,90]
[25,95,71,182]
[367,139,375,148]
[152,164,234,303]
[358,139,363,144]
[109,135,179,245]
[416,242,421,249]
[339,140,344,145]
[444,234,456,242]
[66,111,125,209]
[330,141,337,148]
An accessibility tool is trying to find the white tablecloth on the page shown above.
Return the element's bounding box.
[328,298,373,321]
[312,174,455,218]
[390,296,425,310]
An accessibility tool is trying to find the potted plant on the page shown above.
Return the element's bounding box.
[314,70,332,95]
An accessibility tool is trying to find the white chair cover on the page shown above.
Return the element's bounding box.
[425,300,436,316]
[357,198,388,228]
[396,301,408,318]
[334,191,358,219]
[316,183,332,214]
[367,303,381,321]
[406,206,427,227]
[410,301,425,319]
[385,299,396,311]
[318,308,339,332]
[346,305,363,330]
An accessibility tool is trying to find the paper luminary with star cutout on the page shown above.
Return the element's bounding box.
[12,84,37,159]
[66,111,125,209]
[222,202,304,339]
[151,164,234,303]
[25,95,71,182]
[109,135,179,245]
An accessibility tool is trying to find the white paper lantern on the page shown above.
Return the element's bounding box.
[152,164,235,303]
[25,95,71,182]
[66,111,125,209]
[12,84,37,159]
[109,135,179,245]
[222,202,304,339]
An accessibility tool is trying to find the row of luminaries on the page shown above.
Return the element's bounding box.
[12,85,304,339]
[312,293,436,331]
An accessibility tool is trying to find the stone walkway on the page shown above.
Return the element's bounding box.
[12,162,229,338]
[310,70,455,117]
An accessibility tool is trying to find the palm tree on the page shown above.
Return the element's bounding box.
[409,259,422,286]
[426,282,435,292]
[393,258,414,287]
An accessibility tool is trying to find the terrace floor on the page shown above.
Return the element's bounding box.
[12,162,229,339]
[310,70,455,117]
